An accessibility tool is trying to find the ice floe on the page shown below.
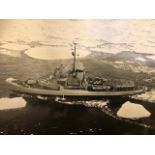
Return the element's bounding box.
[147,55,155,61]
[25,46,90,60]
[25,46,72,60]
[5,77,16,83]
[117,101,151,119]
[0,97,27,110]
[132,90,155,102]
[0,43,30,57]
[136,57,146,62]
[0,49,21,57]
[1,43,29,51]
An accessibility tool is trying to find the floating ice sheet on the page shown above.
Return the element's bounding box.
[1,43,29,51]
[25,46,90,60]
[0,97,27,110]
[133,90,155,102]
[117,101,151,119]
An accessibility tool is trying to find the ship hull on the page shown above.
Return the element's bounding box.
[6,78,146,98]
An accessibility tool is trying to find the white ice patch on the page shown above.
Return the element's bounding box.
[117,101,151,119]
[115,61,124,64]
[0,97,27,110]
[0,49,21,57]
[136,57,146,62]
[133,90,155,102]
[1,43,29,51]
[147,55,155,61]
[0,43,30,57]
[25,46,90,60]
[5,78,16,84]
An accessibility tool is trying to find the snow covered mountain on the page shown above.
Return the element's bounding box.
[82,51,155,83]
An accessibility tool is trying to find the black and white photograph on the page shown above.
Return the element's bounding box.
[0,19,155,135]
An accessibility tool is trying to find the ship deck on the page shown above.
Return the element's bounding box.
[6,79,146,97]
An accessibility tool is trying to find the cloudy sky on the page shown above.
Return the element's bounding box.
[0,19,155,56]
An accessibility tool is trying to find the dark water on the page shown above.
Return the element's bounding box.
[0,54,155,135]
[0,95,155,135]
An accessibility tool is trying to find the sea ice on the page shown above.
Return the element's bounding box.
[5,78,16,84]
[1,43,29,51]
[0,97,27,110]
[133,90,155,102]
[147,55,155,61]
[25,46,90,60]
[117,101,151,119]
[136,57,146,62]
[0,49,21,57]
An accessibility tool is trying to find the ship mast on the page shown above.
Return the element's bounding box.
[72,42,77,73]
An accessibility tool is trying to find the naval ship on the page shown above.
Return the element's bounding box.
[6,42,146,99]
